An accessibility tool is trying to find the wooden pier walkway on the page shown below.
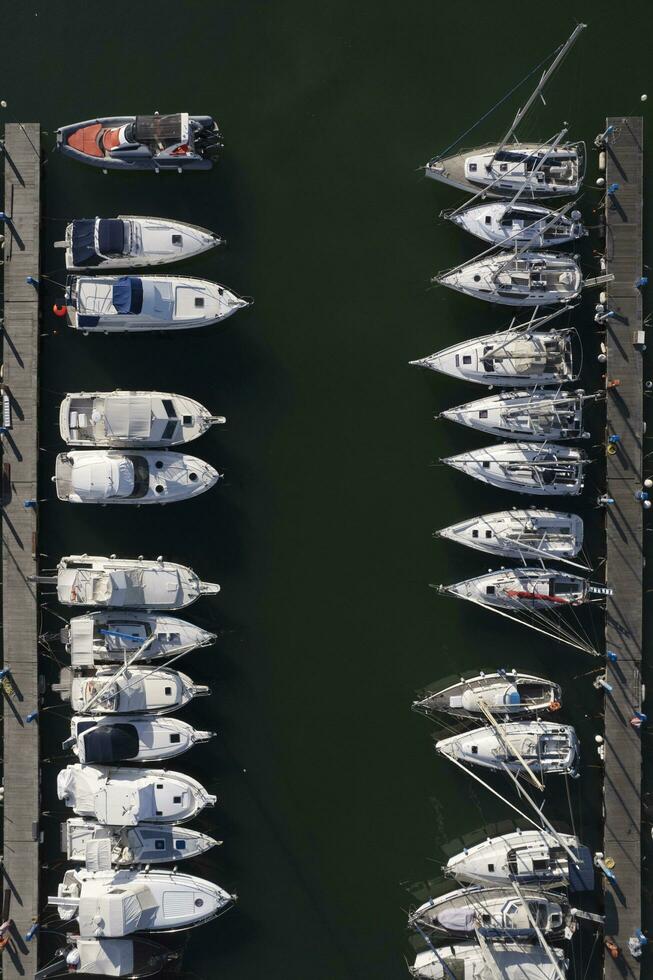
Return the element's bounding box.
[602,116,644,979]
[1,123,41,977]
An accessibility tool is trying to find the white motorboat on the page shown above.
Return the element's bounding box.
[424,25,586,198]
[410,315,578,386]
[66,716,214,764]
[62,612,216,664]
[410,940,568,980]
[49,555,220,610]
[447,201,586,248]
[440,567,592,610]
[57,216,223,271]
[444,829,594,890]
[434,251,582,307]
[442,442,587,495]
[65,817,219,866]
[64,274,250,333]
[57,764,216,825]
[36,937,177,978]
[439,389,595,441]
[413,670,561,721]
[54,450,220,504]
[409,884,572,940]
[52,867,233,936]
[69,665,209,715]
[60,390,225,448]
[435,509,584,563]
[435,720,579,777]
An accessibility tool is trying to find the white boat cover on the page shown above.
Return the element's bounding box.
[77,938,134,975]
[57,766,156,824]
[104,398,152,440]
[85,838,113,872]
[436,908,476,931]
[71,457,134,499]
[78,882,158,936]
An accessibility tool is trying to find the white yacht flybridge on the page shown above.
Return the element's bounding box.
[435,509,584,564]
[434,250,583,307]
[57,215,223,271]
[444,829,594,890]
[410,308,579,386]
[51,867,234,936]
[43,555,220,610]
[435,720,579,777]
[424,25,587,198]
[57,764,216,825]
[439,389,597,441]
[442,442,587,495]
[66,715,214,764]
[69,665,209,715]
[64,817,219,867]
[413,670,561,721]
[64,274,250,333]
[447,200,587,249]
[54,450,220,504]
[60,390,225,448]
[62,612,217,663]
[410,940,568,980]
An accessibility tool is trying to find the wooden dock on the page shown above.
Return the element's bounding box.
[602,116,644,977]
[1,123,41,977]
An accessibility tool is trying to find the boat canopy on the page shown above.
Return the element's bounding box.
[133,114,188,144]
[78,882,158,937]
[112,278,144,315]
[72,220,126,267]
[436,908,476,931]
[77,938,135,975]
[80,724,141,764]
[104,398,152,440]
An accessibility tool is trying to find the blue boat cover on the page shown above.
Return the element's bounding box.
[82,724,140,764]
[113,277,143,315]
[98,219,125,256]
[71,219,102,267]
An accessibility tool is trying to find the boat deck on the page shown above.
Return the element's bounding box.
[1,123,41,977]
[602,116,644,979]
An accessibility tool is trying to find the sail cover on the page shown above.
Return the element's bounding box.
[112,277,143,315]
[435,908,476,931]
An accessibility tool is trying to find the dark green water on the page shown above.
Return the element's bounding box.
[2,1,652,976]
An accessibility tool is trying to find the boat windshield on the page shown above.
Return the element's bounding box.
[127,456,150,498]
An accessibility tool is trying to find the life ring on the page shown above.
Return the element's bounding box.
[607,444,617,455]
[53,303,67,317]
[549,700,561,712]
[70,586,78,602]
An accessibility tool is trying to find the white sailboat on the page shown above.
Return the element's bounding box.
[434,250,582,307]
[57,764,216,825]
[64,818,219,867]
[413,670,561,721]
[62,612,217,664]
[447,201,586,248]
[442,442,587,495]
[57,215,223,271]
[439,389,596,441]
[424,25,587,198]
[68,665,209,715]
[435,721,579,778]
[410,940,568,980]
[60,390,225,448]
[51,867,234,936]
[54,449,220,504]
[66,715,214,764]
[439,567,594,610]
[435,509,584,564]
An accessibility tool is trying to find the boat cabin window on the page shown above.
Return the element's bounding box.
[471,745,478,754]
[552,581,575,594]
[487,863,495,871]
[175,839,187,849]
[560,526,570,534]
[194,297,205,308]
[163,399,177,418]
[172,234,182,245]
[478,410,488,418]
[533,858,549,870]
[161,421,178,441]
[128,456,151,498]
[463,355,472,365]
[486,586,496,595]
[499,163,508,172]
[485,215,492,225]
[469,163,477,173]
[485,530,492,538]
[165,687,172,695]
[472,530,479,538]
[482,461,491,469]
[169,733,181,743]
[155,839,166,850]
[182,415,193,425]
[173,795,182,803]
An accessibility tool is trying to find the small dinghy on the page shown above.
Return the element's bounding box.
[58,215,223,271]
[439,389,596,441]
[435,720,579,777]
[435,251,582,307]
[65,817,219,866]
[48,555,220,610]
[444,829,594,890]
[440,567,592,609]
[60,390,225,448]
[54,450,220,504]
[62,611,216,665]
[410,940,568,980]
[435,509,584,563]
[410,314,578,386]
[52,867,233,935]
[424,25,586,199]
[442,442,587,495]
[409,884,572,940]
[66,716,214,764]
[58,764,216,825]
[69,665,209,715]
[36,937,177,978]
[56,114,222,170]
[447,201,586,248]
[64,274,249,333]
[413,670,561,721]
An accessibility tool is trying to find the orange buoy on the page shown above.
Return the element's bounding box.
[52,303,67,317]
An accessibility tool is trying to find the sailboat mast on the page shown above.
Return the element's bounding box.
[495,24,587,155]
